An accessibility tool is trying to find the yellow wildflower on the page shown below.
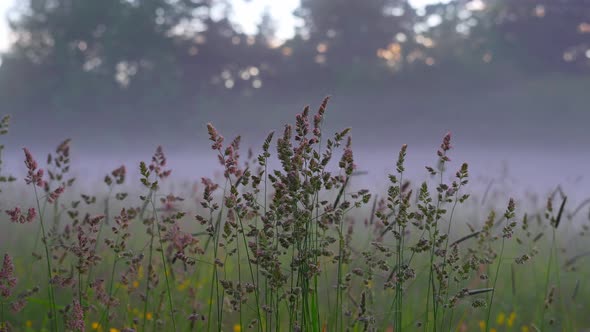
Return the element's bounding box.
[26,321,33,328]
[132,280,140,288]
[478,320,486,331]
[496,312,506,326]
[109,328,120,332]
[233,324,242,332]
[91,322,101,330]
[521,326,530,332]
[177,279,190,291]
[146,312,153,320]
[507,312,516,327]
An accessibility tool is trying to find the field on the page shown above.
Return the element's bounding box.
[0,98,589,332]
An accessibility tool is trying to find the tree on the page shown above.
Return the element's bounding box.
[0,0,266,112]
[295,0,417,69]
[467,0,590,72]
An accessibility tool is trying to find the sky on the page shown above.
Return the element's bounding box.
[0,0,448,52]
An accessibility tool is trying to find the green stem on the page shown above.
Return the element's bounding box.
[551,228,570,331]
[235,212,262,331]
[540,231,554,331]
[150,196,177,331]
[439,181,465,327]
[98,258,119,327]
[1,301,4,330]
[33,184,58,332]
[486,238,505,332]
[78,270,82,305]
[141,190,155,332]
[426,164,445,332]
[86,187,113,292]
[33,185,58,332]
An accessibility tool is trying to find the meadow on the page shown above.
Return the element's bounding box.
[0,98,589,332]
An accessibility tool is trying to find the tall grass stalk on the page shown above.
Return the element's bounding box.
[85,186,114,291]
[141,190,156,332]
[149,193,177,331]
[485,237,504,332]
[205,180,228,332]
[440,163,469,329]
[425,149,447,332]
[32,185,59,332]
[486,198,515,332]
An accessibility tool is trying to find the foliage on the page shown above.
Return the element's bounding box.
[1,0,589,114]
[0,100,589,331]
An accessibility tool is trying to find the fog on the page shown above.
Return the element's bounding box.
[4,90,589,206]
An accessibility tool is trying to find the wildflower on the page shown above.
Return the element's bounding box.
[26,321,32,328]
[340,147,354,176]
[111,165,126,184]
[496,312,506,325]
[435,131,452,165]
[233,324,241,332]
[503,198,517,238]
[66,300,85,332]
[91,322,101,330]
[521,326,530,332]
[109,328,120,332]
[201,177,219,207]
[23,148,44,187]
[222,137,242,177]
[176,279,190,291]
[0,254,17,298]
[114,208,131,228]
[50,274,75,288]
[56,138,71,156]
[339,137,355,176]
[160,194,184,213]
[478,320,485,331]
[5,207,36,224]
[441,131,452,152]
[146,312,153,320]
[207,123,224,151]
[23,148,37,173]
[149,146,171,179]
[295,109,310,140]
[47,186,65,203]
[507,312,516,327]
[397,144,407,173]
[10,298,26,313]
[91,280,119,307]
[312,97,328,137]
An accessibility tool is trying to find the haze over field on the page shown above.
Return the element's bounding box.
[0,0,588,199]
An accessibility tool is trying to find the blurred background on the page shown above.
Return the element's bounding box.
[0,0,589,197]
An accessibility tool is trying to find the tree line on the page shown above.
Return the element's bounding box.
[1,0,589,114]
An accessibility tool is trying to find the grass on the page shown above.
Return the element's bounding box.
[0,100,589,332]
